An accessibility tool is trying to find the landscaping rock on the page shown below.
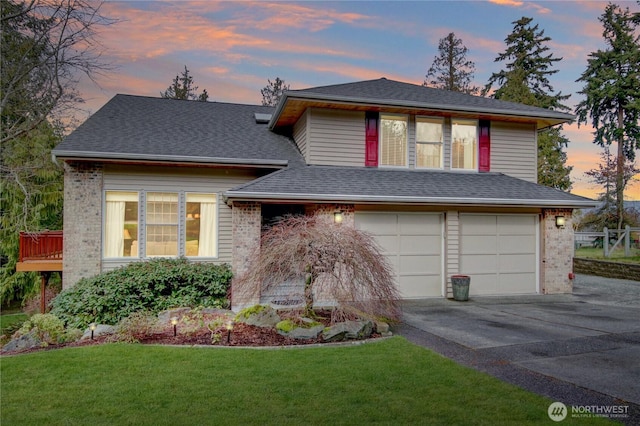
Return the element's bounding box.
[158,307,192,323]
[375,321,393,337]
[322,320,373,342]
[240,306,281,328]
[80,324,116,341]
[278,324,325,340]
[2,332,41,352]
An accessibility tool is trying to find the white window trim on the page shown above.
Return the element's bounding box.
[450,118,479,172]
[415,116,444,170]
[378,113,409,169]
[184,192,219,259]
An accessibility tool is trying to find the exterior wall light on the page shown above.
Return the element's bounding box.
[89,323,97,340]
[334,211,344,224]
[555,216,566,229]
[171,317,178,336]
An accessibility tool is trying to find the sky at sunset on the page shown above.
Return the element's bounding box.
[76,0,640,201]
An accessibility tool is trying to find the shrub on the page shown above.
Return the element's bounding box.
[112,312,160,344]
[16,313,65,345]
[51,258,232,329]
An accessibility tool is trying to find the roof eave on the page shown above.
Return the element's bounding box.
[270,91,574,129]
[51,150,289,168]
[223,191,597,209]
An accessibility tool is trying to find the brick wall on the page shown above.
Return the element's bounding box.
[541,208,574,294]
[62,162,103,289]
[231,201,261,309]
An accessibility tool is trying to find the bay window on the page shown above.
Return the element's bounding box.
[416,117,444,168]
[451,119,478,170]
[379,114,408,167]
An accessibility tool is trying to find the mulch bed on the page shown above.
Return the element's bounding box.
[1,311,382,356]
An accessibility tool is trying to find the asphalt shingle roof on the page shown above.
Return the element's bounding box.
[226,165,596,208]
[280,78,574,122]
[53,95,304,166]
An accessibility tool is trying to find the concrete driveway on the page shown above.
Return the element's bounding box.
[397,274,640,424]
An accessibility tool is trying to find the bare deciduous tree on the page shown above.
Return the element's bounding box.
[234,214,401,323]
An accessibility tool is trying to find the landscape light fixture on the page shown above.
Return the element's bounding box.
[555,216,566,229]
[89,323,97,340]
[171,317,178,337]
[225,320,234,344]
[334,211,344,224]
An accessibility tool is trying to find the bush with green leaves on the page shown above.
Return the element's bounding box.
[51,258,232,329]
[14,313,79,345]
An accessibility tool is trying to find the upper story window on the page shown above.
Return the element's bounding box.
[451,118,478,170]
[416,117,444,169]
[379,114,408,167]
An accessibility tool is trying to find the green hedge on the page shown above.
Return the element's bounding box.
[51,258,232,329]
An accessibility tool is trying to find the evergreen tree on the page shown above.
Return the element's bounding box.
[484,16,572,191]
[161,66,209,101]
[423,32,479,95]
[575,3,640,230]
[260,77,290,106]
[1,0,113,305]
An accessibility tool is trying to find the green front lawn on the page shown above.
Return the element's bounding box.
[575,246,640,264]
[1,338,609,425]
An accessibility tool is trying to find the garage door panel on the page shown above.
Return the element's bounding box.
[399,275,442,298]
[356,215,397,234]
[468,274,498,295]
[400,235,441,254]
[399,214,441,233]
[499,254,536,273]
[461,254,497,274]
[462,235,498,255]
[374,235,398,254]
[498,215,536,234]
[498,235,536,254]
[498,273,537,293]
[461,215,497,234]
[400,254,441,274]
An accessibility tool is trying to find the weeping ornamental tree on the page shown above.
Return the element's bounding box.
[234,214,401,323]
[575,3,640,230]
[483,17,573,191]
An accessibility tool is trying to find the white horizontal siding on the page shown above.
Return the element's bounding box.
[102,165,260,270]
[308,108,365,166]
[491,122,537,182]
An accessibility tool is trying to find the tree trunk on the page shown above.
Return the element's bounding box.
[616,106,625,230]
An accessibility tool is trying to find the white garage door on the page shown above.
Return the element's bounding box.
[355,213,443,298]
[459,214,538,295]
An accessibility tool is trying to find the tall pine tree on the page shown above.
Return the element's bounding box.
[484,17,572,190]
[575,3,640,229]
[423,32,479,95]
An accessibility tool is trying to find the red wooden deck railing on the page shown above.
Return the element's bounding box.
[19,231,63,262]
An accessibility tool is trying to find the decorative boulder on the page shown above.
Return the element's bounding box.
[237,306,281,328]
[322,320,373,342]
[2,332,42,352]
[278,324,325,340]
[158,307,193,323]
[80,324,116,340]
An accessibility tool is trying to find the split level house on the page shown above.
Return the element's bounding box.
[52,78,596,309]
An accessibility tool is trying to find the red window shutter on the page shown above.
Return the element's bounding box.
[479,120,490,172]
[365,112,378,167]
